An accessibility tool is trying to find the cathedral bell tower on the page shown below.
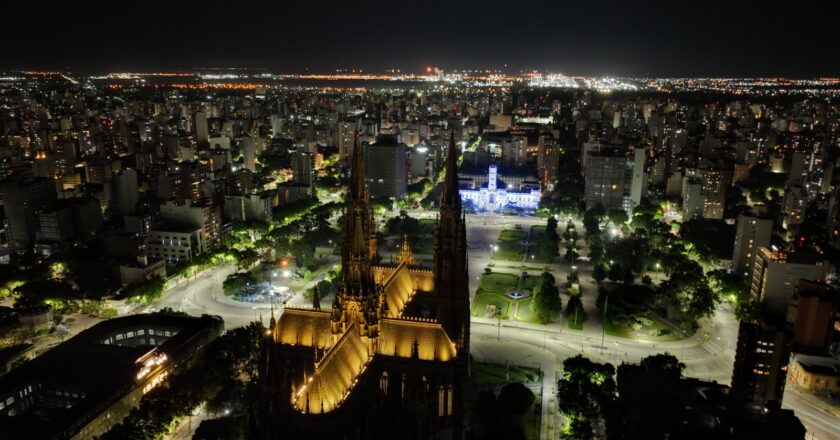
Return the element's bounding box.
[332,132,380,337]
[433,132,470,353]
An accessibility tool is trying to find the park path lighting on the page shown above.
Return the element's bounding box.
[497,309,502,341]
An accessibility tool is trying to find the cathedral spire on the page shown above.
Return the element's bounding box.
[268,303,276,340]
[312,285,321,310]
[433,129,470,355]
[349,131,366,200]
[441,131,461,210]
[399,234,415,266]
[334,131,379,333]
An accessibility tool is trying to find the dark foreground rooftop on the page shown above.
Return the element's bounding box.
[0,313,223,440]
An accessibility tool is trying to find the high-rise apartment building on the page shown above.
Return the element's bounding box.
[750,247,828,318]
[628,146,647,209]
[194,110,209,145]
[785,280,837,355]
[584,149,627,211]
[112,168,139,216]
[291,150,313,187]
[0,177,57,250]
[537,135,559,190]
[363,135,407,198]
[698,166,727,219]
[337,121,357,162]
[733,213,773,280]
[829,186,840,250]
[159,200,222,250]
[730,320,790,413]
[240,135,256,172]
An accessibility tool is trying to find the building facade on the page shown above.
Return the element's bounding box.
[584,149,627,211]
[733,213,773,280]
[750,248,828,318]
[459,163,540,212]
[144,223,206,266]
[0,314,222,440]
[730,320,790,413]
[363,135,407,198]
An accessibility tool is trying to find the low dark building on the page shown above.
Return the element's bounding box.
[618,362,806,440]
[617,363,730,439]
[0,313,223,440]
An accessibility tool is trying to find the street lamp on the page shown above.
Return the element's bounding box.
[496,309,502,341]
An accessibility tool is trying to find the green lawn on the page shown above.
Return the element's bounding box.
[493,263,551,272]
[381,218,437,254]
[495,229,527,261]
[527,225,559,263]
[480,272,519,292]
[499,229,527,242]
[518,274,539,292]
[472,291,512,318]
[604,314,684,342]
[470,362,542,440]
[567,320,584,330]
[513,297,541,324]
[478,271,542,323]
[471,362,543,385]
[530,225,546,243]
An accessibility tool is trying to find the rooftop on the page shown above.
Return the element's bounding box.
[0,313,222,440]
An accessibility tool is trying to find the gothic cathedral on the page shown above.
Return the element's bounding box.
[253,132,470,439]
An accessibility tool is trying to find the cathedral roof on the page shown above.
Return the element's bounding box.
[274,308,333,348]
[293,325,371,414]
[378,318,457,362]
[372,265,434,293]
[381,263,415,318]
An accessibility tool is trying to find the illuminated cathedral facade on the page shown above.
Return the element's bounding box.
[252,133,470,439]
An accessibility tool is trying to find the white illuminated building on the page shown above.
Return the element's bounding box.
[459,163,540,212]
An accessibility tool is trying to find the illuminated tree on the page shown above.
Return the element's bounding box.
[556,355,618,440]
[530,272,561,324]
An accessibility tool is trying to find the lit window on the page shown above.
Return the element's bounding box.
[380,372,389,395]
[438,386,445,417]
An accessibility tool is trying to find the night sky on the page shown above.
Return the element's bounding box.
[2,0,837,77]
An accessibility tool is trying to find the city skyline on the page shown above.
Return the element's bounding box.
[2,6,840,437]
[2,0,838,77]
